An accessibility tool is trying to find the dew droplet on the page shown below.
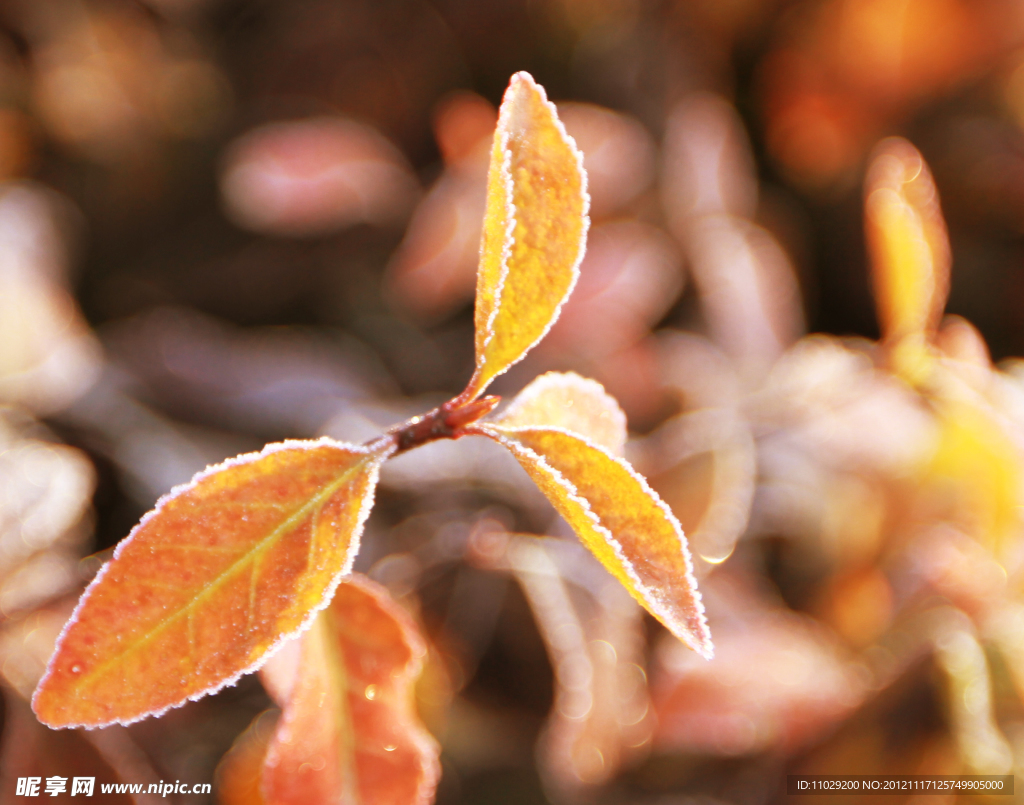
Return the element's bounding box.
[383,743,397,752]
[364,684,377,700]
[70,664,81,674]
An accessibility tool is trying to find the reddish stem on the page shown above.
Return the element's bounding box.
[390,395,500,454]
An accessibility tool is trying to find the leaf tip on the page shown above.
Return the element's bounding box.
[691,619,715,661]
[508,70,538,90]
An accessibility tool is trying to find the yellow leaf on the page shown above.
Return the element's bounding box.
[927,392,1022,558]
[464,72,589,400]
[471,423,712,658]
[491,371,626,455]
[33,437,393,729]
[864,137,950,383]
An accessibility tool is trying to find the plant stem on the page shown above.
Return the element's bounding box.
[388,395,501,455]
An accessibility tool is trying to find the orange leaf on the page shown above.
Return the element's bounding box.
[259,574,439,805]
[864,137,950,382]
[465,72,589,400]
[491,371,626,455]
[471,423,712,658]
[216,710,278,805]
[33,438,393,728]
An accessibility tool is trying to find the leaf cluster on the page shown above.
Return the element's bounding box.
[31,73,711,802]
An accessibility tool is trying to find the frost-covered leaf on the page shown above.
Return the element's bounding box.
[491,371,626,454]
[465,72,589,399]
[865,137,950,381]
[259,574,439,805]
[470,423,711,658]
[33,438,393,728]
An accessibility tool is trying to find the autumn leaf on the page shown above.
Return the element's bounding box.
[32,437,393,729]
[469,413,712,658]
[864,140,1023,557]
[490,371,626,454]
[216,711,279,805]
[865,137,950,383]
[463,71,589,400]
[215,576,439,805]
[257,574,439,805]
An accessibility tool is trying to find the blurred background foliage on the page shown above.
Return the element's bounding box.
[5,0,1024,803]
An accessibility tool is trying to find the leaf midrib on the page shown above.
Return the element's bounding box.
[323,607,360,804]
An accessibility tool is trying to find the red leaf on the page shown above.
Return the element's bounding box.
[259,574,439,805]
